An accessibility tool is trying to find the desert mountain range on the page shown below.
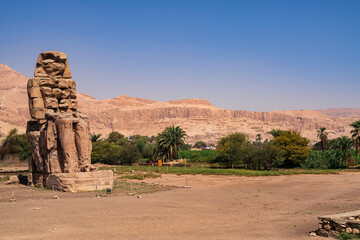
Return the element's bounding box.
[0,64,358,144]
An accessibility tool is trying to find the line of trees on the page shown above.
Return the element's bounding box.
[1,120,360,170]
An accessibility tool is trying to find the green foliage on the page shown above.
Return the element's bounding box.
[336,232,360,240]
[90,133,102,142]
[330,136,354,166]
[91,140,140,165]
[154,125,188,161]
[142,143,154,158]
[302,150,346,169]
[181,143,192,150]
[131,135,148,154]
[273,130,311,167]
[214,132,248,168]
[106,131,126,143]
[350,120,360,161]
[178,150,217,163]
[193,141,207,149]
[100,165,339,177]
[243,142,284,170]
[312,141,323,151]
[268,129,284,138]
[120,143,141,165]
[317,127,334,151]
[255,134,262,143]
[0,128,31,160]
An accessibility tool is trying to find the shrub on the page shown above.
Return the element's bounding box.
[106,131,126,143]
[194,141,207,149]
[214,132,248,168]
[91,141,140,165]
[142,143,154,158]
[329,136,354,166]
[273,130,311,167]
[132,135,148,154]
[302,150,345,169]
[243,142,284,170]
[120,143,141,165]
[179,149,217,163]
[0,128,31,161]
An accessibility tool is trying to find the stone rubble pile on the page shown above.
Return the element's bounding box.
[313,211,360,237]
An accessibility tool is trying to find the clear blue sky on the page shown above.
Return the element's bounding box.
[0,0,359,111]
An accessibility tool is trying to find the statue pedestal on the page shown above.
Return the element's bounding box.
[44,170,114,192]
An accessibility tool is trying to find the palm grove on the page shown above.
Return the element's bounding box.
[1,120,360,170]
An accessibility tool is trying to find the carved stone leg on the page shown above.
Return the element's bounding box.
[75,119,92,172]
[26,121,45,173]
[56,119,78,173]
[46,121,62,173]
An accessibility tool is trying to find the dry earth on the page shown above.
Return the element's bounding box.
[0,64,358,144]
[1,172,360,239]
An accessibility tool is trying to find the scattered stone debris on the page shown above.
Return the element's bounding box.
[52,195,59,199]
[5,175,19,184]
[8,198,16,203]
[137,195,142,199]
[313,210,360,237]
[127,192,135,196]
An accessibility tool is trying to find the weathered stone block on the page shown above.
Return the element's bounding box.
[30,108,45,119]
[44,97,58,109]
[70,99,78,109]
[27,78,40,88]
[28,87,42,98]
[45,170,114,192]
[68,80,76,89]
[6,175,19,184]
[31,98,45,109]
[40,86,52,97]
[39,78,56,87]
[52,88,62,98]
[58,79,68,88]
[70,89,76,99]
[61,89,71,98]
[59,99,70,109]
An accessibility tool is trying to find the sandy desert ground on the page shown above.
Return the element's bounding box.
[1,172,360,240]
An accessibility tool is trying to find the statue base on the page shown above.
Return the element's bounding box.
[29,170,114,192]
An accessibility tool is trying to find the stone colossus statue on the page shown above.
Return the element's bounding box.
[26,51,94,186]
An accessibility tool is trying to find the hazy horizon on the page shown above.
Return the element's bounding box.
[0,0,359,111]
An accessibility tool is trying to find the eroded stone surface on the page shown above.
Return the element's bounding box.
[45,170,114,192]
[26,51,102,188]
[314,211,360,237]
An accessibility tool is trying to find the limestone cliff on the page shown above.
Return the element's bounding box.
[0,64,357,144]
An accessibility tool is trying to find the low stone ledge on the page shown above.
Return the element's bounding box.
[312,211,360,237]
[45,170,113,192]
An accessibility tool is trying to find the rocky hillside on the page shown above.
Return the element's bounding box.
[0,64,357,144]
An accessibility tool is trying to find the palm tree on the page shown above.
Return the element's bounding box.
[350,120,360,161]
[154,125,188,162]
[317,127,334,151]
[330,136,354,166]
[91,133,102,143]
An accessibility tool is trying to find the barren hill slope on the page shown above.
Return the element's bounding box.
[0,65,357,144]
[318,108,360,118]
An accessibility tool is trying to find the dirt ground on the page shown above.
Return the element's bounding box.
[1,172,360,240]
